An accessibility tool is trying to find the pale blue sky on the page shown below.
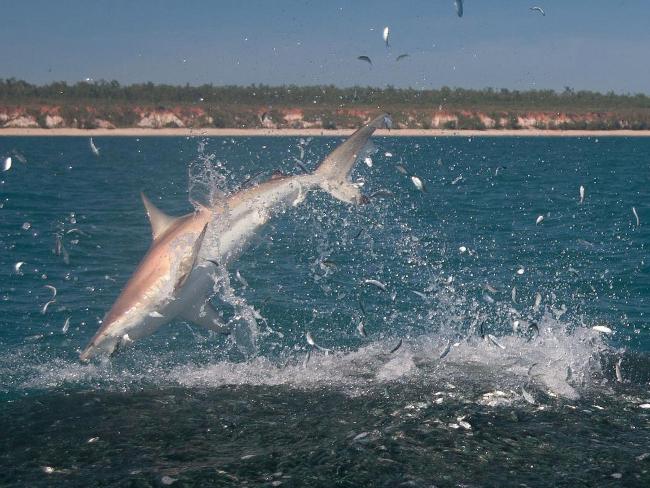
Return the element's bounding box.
[1,0,648,92]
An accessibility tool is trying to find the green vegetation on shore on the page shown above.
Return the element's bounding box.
[3,79,650,130]
[4,78,650,110]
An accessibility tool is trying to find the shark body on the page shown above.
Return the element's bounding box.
[79,114,388,360]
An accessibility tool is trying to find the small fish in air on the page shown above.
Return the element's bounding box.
[357,320,367,337]
[579,185,585,204]
[363,278,388,292]
[615,358,623,383]
[62,316,71,333]
[235,269,249,288]
[455,0,464,17]
[411,289,428,300]
[41,285,57,314]
[44,284,57,299]
[536,215,544,225]
[369,189,394,199]
[389,338,403,353]
[521,387,536,405]
[89,138,100,156]
[411,176,425,191]
[632,207,640,227]
[306,332,330,352]
[382,26,390,48]
[42,299,56,314]
[439,340,452,360]
[592,325,612,334]
[487,334,506,350]
[483,283,498,293]
[357,55,372,66]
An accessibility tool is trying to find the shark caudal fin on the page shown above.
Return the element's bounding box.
[313,114,391,204]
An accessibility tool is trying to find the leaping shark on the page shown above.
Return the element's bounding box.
[79,114,390,361]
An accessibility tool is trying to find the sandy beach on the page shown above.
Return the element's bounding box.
[2,128,650,137]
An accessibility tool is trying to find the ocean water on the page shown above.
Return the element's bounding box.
[1,135,649,487]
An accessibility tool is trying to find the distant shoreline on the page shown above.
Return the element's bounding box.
[3,128,650,137]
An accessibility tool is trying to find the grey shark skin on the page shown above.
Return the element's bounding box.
[79,114,389,361]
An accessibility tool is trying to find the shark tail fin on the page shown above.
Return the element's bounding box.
[313,114,390,204]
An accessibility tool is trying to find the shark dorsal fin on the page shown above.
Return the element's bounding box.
[141,192,178,240]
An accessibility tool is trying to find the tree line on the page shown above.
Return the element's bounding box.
[2,78,650,111]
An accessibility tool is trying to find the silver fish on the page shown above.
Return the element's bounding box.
[521,387,536,404]
[357,320,367,337]
[390,338,403,353]
[363,279,387,292]
[306,331,330,353]
[487,334,505,350]
[89,138,100,156]
[455,0,463,17]
[439,340,452,360]
[632,207,640,227]
[41,300,56,314]
[235,269,249,288]
[615,358,623,383]
[411,176,425,191]
[382,26,390,48]
[62,316,71,333]
[592,325,612,334]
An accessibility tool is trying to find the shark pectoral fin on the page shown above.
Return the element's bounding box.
[318,180,364,205]
[141,192,181,240]
[174,223,209,292]
[180,301,230,334]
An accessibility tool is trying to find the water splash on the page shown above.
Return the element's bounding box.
[187,139,230,208]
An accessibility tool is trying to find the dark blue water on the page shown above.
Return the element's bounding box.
[1,136,649,486]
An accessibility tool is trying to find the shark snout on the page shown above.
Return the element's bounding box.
[79,335,119,362]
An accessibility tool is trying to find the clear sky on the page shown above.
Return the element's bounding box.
[2,0,649,93]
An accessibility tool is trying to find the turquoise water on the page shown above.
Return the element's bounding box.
[1,136,649,486]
